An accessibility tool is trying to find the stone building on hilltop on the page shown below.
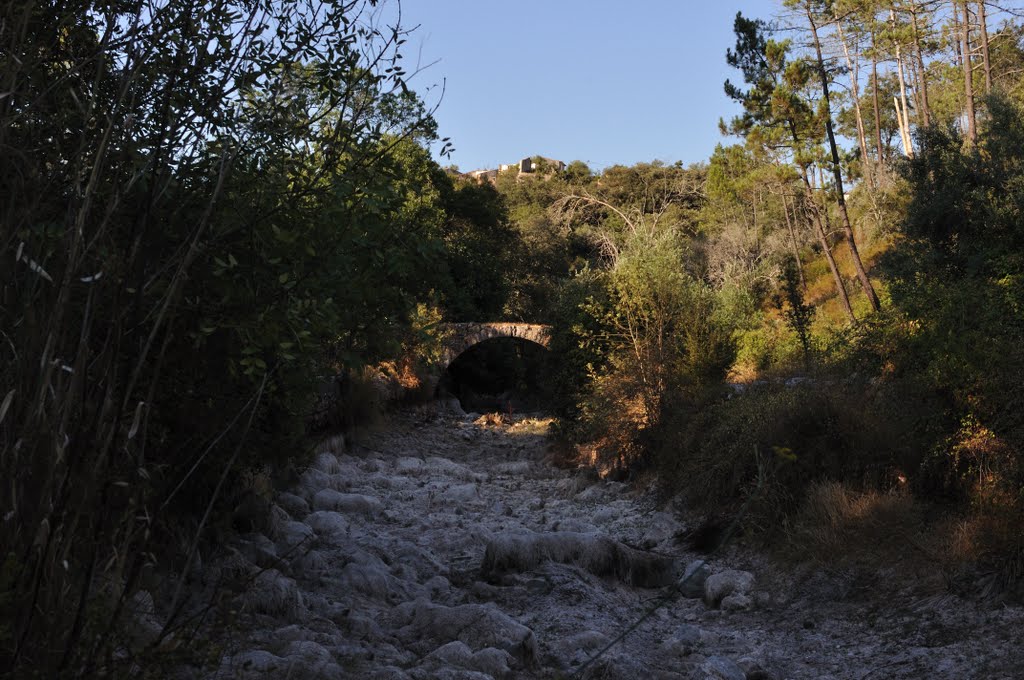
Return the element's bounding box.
[467,155,566,184]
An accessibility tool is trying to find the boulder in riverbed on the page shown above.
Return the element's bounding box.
[704,569,754,607]
[481,529,675,588]
[311,489,381,516]
[394,601,538,667]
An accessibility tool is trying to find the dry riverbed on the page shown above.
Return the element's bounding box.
[179,409,1024,679]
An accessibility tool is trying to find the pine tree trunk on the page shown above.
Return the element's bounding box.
[781,192,806,292]
[908,51,925,126]
[952,5,964,67]
[978,1,992,92]
[836,18,873,187]
[910,6,931,125]
[802,170,855,323]
[871,29,884,165]
[961,0,977,142]
[807,7,882,312]
[892,10,914,156]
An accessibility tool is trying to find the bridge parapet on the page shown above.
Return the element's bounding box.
[439,322,551,368]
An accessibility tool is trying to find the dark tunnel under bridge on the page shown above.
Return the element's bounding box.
[437,323,553,413]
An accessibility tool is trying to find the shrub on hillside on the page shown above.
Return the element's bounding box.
[552,228,735,472]
[654,378,923,531]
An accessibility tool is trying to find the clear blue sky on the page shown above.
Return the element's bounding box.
[395,0,779,172]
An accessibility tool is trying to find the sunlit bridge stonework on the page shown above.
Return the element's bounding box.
[438,322,551,369]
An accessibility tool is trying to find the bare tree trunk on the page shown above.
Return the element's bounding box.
[892,10,915,156]
[977,0,992,92]
[807,6,882,312]
[910,5,931,125]
[781,192,806,292]
[817,165,832,226]
[905,51,923,126]
[895,95,914,156]
[836,17,873,187]
[802,169,855,322]
[952,4,964,67]
[871,29,885,165]
[961,0,977,142]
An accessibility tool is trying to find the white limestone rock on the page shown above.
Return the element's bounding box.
[442,483,480,504]
[244,569,304,618]
[343,611,385,640]
[470,647,513,678]
[273,518,315,547]
[549,518,599,533]
[303,510,350,540]
[281,639,335,677]
[337,561,410,603]
[294,548,329,575]
[369,668,412,680]
[235,533,283,571]
[639,511,682,549]
[311,451,342,475]
[481,529,674,588]
[659,623,702,657]
[425,456,475,481]
[424,575,452,600]
[679,559,711,599]
[396,456,425,474]
[699,655,747,680]
[574,484,608,502]
[738,656,776,680]
[424,640,473,666]
[411,670,493,680]
[311,489,382,516]
[394,601,538,667]
[220,650,285,678]
[704,569,755,607]
[493,461,531,475]
[418,639,512,676]
[271,624,318,643]
[295,468,332,501]
[275,491,309,520]
[721,592,753,611]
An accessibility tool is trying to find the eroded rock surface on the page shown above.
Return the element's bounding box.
[192,411,1024,679]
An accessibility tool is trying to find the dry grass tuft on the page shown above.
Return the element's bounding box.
[474,412,506,427]
[784,480,1024,600]
[506,416,554,436]
[786,481,926,566]
[957,506,1024,598]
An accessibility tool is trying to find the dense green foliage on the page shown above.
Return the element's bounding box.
[533,2,1024,588]
[871,98,1024,509]
[0,1,519,673]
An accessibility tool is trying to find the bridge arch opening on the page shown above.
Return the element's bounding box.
[440,336,554,413]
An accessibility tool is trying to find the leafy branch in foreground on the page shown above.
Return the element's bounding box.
[0,0,449,674]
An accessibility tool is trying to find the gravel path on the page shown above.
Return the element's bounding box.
[194,409,1024,679]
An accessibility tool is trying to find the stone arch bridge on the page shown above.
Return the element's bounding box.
[439,322,551,369]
